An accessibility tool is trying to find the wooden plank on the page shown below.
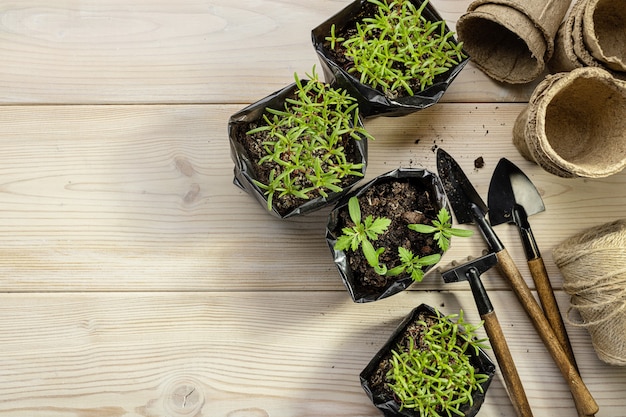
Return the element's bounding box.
[0,2,622,416]
[0,291,622,417]
[0,103,623,292]
[0,0,537,105]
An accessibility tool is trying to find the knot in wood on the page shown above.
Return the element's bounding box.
[163,379,204,417]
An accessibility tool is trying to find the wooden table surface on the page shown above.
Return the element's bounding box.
[1,1,624,416]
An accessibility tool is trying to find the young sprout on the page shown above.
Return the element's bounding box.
[409,207,474,251]
[386,247,441,282]
[247,67,373,211]
[334,200,473,282]
[328,0,466,98]
[386,310,490,415]
[325,23,345,50]
[334,196,391,275]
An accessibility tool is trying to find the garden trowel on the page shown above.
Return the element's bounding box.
[436,148,598,416]
[441,252,533,417]
[488,158,578,371]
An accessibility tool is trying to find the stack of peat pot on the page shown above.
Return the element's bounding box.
[455,0,571,83]
[550,0,626,78]
[512,67,626,178]
[456,0,626,376]
[455,0,626,177]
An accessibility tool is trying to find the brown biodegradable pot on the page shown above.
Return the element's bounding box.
[456,4,546,83]
[549,0,589,73]
[361,303,496,416]
[326,168,448,303]
[582,0,626,72]
[549,0,626,80]
[571,0,603,68]
[513,67,626,178]
[456,0,571,84]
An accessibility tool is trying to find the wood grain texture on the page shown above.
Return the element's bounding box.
[0,1,624,416]
[0,104,623,292]
[0,0,538,105]
[0,291,623,417]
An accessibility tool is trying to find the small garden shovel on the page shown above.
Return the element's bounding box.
[441,252,533,417]
[436,148,599,416]
[488,158,589,417]
[487,158,578,368]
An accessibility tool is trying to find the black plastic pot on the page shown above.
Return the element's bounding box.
[326,168,449,302]
[228,81,368,219]
[361,304,496,417]
[312,0,469,118]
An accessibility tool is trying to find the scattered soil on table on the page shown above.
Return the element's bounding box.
[334,178,441,295]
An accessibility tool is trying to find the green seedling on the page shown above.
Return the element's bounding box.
[386,310,490,415]
[328,0,466,98]
[334,196,391,274]
[335,199,474,282]
[247,66,373,211]
[386,247,441,282]
[325,23,345,50]
[409,207,474,251]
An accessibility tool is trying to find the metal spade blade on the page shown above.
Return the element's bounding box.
[488,158,581,390]
[435,148,502,252]
[488,158,545,229]
[437,149,598,416]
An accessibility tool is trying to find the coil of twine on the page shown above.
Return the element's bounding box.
[552,219,626,366]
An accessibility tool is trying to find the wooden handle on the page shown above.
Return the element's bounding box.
[482,310,534,417]
[496,249,599,416]
[527,257,591,417]
[527,257,578,368]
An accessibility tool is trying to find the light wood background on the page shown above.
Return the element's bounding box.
[0,1,624,416]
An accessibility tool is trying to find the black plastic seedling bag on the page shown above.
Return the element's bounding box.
[360,303,496,417]
[326,168,449,302]
[312,0,469,118]
[228,81,368,219]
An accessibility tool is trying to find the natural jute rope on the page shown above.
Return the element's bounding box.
[552,219,626,366]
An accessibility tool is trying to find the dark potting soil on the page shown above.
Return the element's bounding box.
[335,178,440,293]
[322,1,378,72]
